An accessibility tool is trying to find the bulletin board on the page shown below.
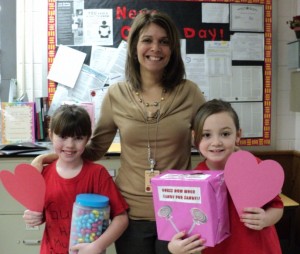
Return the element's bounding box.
[47,0,272,146]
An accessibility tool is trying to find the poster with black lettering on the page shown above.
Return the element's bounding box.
[57,0,230,53]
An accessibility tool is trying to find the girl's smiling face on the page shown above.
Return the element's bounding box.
[51,133,88,165]
[199,112,241,170]
[137,23,171,76]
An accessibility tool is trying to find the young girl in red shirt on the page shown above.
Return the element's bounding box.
[168,99,283,254]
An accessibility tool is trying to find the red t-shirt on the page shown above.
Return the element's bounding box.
[40,160,128,254]
[195,161,283,254]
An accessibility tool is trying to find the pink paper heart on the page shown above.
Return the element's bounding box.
[224,150,284,216]
[0,163,45,212]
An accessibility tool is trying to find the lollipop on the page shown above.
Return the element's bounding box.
[188,208,207,234]
[158,205,179,233]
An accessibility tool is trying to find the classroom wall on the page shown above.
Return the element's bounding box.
[14,0,300,151]
[276,0,300,151]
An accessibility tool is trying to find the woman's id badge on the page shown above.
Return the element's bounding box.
[145,170,159,193]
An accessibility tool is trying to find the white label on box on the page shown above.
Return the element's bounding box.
[160,173,210,180]
[158,186,201,204]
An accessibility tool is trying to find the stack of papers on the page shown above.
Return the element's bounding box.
[0,142,48,155]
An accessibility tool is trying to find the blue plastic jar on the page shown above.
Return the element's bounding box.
[69,194,110,253]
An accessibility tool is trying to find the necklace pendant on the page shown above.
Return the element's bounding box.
[147,109,159,119]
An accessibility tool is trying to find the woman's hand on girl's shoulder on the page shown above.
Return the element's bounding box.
[31,153,58,172]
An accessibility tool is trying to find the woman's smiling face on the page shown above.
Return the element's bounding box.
[137,23,171,76]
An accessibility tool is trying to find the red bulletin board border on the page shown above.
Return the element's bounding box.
[47,0,272,146]
[48,0,56,104]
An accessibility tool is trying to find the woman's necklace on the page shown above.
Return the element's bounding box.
[135,88,166,192]
[138,89,164,170]
[135,89,166,120]
[135,89,166,107]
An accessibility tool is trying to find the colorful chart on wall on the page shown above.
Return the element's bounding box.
[47,0,272,146]
[1,102,35,144]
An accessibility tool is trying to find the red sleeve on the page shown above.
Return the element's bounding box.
[264,195,284,209]
[97,168,129,218]
[194,161,209,171]
[87,162,129,218]
[256,157,284,208]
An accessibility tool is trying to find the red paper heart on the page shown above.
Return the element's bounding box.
[0,164,45,212]
[224,151,284,216]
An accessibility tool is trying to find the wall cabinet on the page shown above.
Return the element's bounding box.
[288,40,300,69]
[0,215,44,254]
[290,71,300,112]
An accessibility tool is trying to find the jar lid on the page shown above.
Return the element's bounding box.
[76,194,109,208]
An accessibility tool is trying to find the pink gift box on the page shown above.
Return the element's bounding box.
[151,169,230,247]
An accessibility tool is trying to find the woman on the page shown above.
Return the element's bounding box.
[33,10,206,254]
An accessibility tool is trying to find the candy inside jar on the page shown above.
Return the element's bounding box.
[69,194,110,253]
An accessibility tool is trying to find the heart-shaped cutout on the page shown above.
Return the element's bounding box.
[224,150,284,216]
[0,163,45,212]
